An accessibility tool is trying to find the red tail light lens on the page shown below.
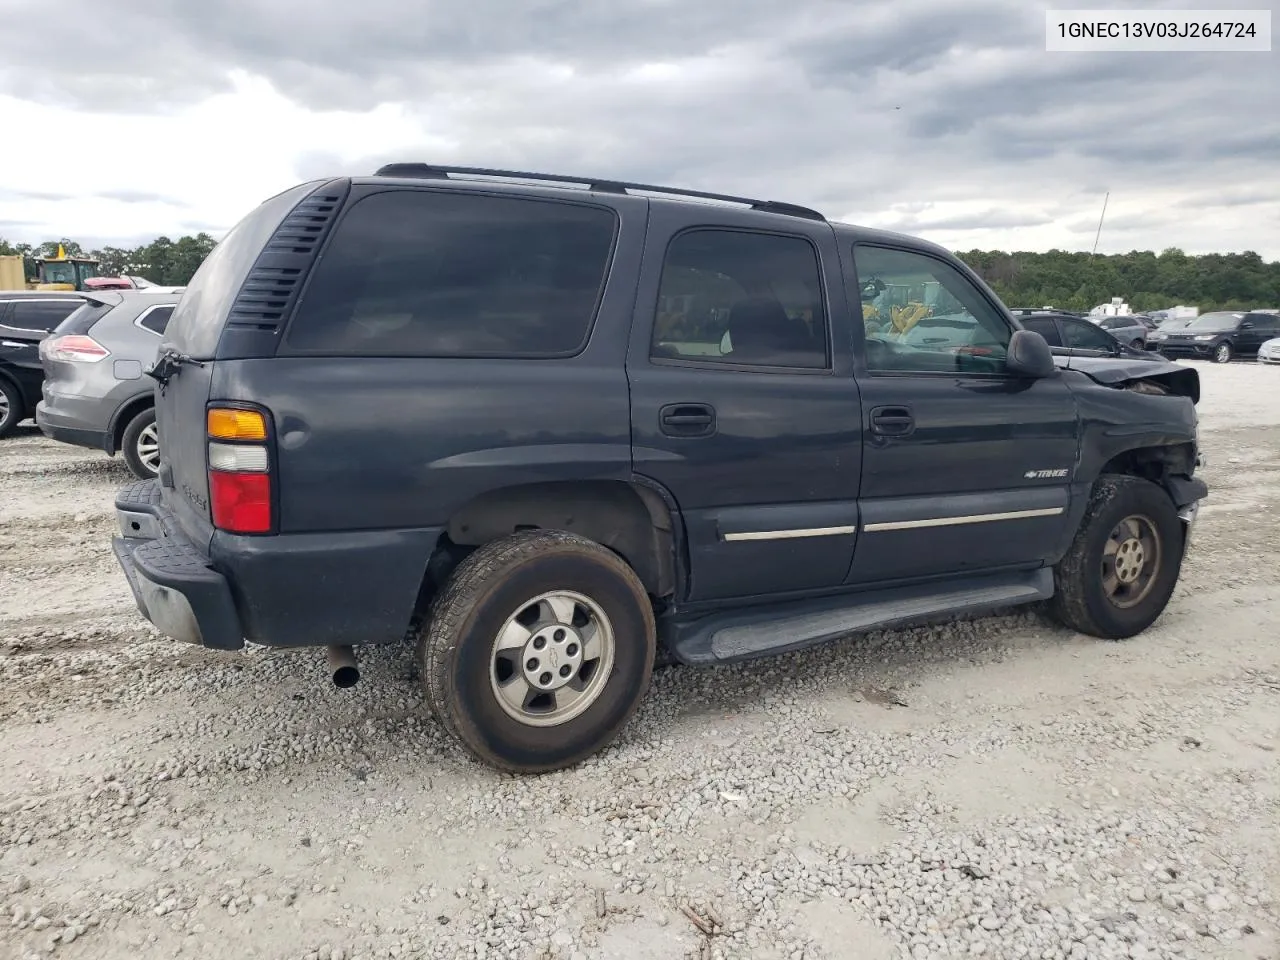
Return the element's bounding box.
[43,334,110,362]
[209,472,271,534]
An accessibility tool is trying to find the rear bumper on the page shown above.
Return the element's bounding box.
[36,402,110,452]
[112,480,243,649]
[111,478,443,650]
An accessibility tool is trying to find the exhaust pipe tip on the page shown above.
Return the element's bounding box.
[326,645,359,688]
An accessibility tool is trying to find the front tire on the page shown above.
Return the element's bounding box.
[419,530,656,773]
[0,379,21,438]
[1050,475,1184,639]
[121,407,160,479]
[1213,341,1232,363]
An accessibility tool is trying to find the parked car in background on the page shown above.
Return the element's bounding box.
[1018,312,1165,361]
[1147,316,1194,348]
[0,292,85,437]
[1154,310,1280,363]
[1258,337,1280,364]
[1092,314,1149,348]
[36,290,177,478]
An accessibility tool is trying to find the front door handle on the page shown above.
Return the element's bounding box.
[660,403,716,438]
[869,405,914,438]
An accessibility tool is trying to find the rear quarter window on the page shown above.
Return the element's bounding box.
[163,180,324,358]
[136,305,175,335]
[281,189,618,358]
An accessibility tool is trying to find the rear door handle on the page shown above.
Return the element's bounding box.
[660,403,716,437]
[869,405,914,437]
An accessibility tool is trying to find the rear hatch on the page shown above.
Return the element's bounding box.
[151,180,340,541]
[38,294,121,385]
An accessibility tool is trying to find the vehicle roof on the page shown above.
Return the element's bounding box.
[349,165,960,259]
[82,289,182,309]
[0,291,86,301]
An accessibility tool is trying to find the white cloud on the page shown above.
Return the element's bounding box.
[0,0,1276,259]
[0,71,429,244]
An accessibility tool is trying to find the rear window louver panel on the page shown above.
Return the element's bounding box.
[224,184,348,334]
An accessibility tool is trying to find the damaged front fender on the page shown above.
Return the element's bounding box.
[1053,354,1200,404]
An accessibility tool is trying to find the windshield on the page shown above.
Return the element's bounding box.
[41,262,76,285]
[1185,312,1242,331]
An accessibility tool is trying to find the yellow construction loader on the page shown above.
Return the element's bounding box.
[0,245,103,291]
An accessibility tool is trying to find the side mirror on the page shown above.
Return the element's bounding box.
[1006,329,1057,378]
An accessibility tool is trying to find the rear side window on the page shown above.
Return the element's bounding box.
[7,300,81,334]
[283,190,618,358]
[650,229,829,370]
[1021,317,1062,346]
[136,305,175,335]
[1061,319,1117,351]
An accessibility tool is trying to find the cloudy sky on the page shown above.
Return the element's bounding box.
[1,0,1276,257]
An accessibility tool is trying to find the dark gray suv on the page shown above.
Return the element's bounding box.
[109,164,1208,774]
[37,290,178,478]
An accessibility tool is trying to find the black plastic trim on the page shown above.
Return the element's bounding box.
[215,178,352,360]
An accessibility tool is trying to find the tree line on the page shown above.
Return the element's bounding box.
[3,232,1278,312]
[956,247,1280,313]
[0,235,217,288]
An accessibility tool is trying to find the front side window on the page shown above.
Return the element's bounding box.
[650,230,828,369]
[853,245,1012,374]
[283,190,617,358]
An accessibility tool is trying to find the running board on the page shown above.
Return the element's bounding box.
[661,568,1053,665]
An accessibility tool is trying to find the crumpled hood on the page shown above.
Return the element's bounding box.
[1054,354,1200,403]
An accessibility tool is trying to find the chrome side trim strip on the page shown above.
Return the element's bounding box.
[864,507,1065,532]
[722,525,859,542]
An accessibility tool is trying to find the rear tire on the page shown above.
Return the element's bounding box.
[0,378,21,438]
[1213,341,1232,363]
[1049,475,1184,639]
[121,407,160,479]
[1129,339,1143,349]
[418,529,656,773]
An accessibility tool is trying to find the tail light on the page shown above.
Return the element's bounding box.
[41,334,110,363]
[207,407,273,534]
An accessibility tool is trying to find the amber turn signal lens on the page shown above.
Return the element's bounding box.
[207,408,267,441]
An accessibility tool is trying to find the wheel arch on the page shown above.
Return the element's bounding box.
[0,369,27,431]
[106,394,155,455]
[418,479,682,615]
[1097,442,1197,487]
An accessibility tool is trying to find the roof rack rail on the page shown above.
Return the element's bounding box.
[372,163,826,222]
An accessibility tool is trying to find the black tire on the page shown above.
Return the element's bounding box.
[1213,341,1232,363]
[121,407,159,479]
[0,378,21,438]
[1049,475,1184,639]
[418,529,656,773]
[1129,339,1143,349]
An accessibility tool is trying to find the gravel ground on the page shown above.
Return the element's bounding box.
[2,361,1279,960]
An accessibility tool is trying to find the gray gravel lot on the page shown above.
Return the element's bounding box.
[2,362,1278,960]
